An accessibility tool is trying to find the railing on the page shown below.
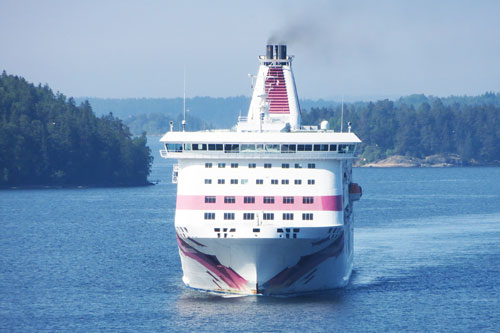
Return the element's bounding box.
[159,149,168,158]
[159,150,356,160]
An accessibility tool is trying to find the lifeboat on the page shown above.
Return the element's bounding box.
[349,183,362,201]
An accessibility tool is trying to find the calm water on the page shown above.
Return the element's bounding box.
[1,139,499,332]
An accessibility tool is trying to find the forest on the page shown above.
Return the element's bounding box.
[0,72,153,187]
[302,93,500,165]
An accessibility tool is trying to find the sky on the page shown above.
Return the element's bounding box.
[1,0,499,100]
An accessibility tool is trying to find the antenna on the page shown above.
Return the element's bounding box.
[182,67,186,131]
[340,95,344,132]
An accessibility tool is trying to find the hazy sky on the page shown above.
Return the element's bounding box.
[1,0,499,100]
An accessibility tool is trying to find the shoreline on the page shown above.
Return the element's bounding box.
[0,181,155,190]
[357,154,500,168]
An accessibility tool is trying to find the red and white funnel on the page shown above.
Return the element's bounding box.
[237,45,302,132]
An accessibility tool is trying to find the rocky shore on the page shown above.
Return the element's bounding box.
[358,153,499,167]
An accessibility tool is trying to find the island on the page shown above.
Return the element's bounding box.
[0,71,153,187]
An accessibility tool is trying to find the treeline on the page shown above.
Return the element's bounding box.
[302,94,500,165]
[124,112,214,135]
[0,72,153,187]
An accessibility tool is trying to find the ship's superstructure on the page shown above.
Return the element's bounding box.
[160,45,362,295]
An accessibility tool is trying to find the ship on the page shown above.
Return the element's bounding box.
[159,44,362,295]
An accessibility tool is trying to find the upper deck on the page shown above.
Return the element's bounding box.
[160,129,361,160]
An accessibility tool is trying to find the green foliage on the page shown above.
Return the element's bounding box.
[302,97,500,165]
[0,71,153,187]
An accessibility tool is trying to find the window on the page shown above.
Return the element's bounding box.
[218,163,225,168]
[241,144,256,152]
[231,163,238,168]
[265,144,280,153]
[193,144,207,151]
[313,144,328,151]
[308,163,316,169]
[218,179,225,184]
[248,163,256,168]
[243,213,255,220]
[231,179,238,184]
[263,213,274,220]
[283,213,294,220]
[282,163,289,168]
[297,144,312,151]
[256,179,263,185]
[302,213,314,220]
[281,144,296,153]
[329,144,337,152]
[205,196,216,203]
[204,212,215,220]
[303,196,314,204]
[294,179,302,185]
[205,162,212,168]
[241,179,248,185]
[283,196,294,204]
[263,196,275,204]
[166,143,183,152]
[224,144,239,153]
[224,213,235,220]
[224,196,235,204]
[295,163,302,169]
[281,179,289,185]
[308,179,315,185]
[204,179,212,184]
[271,179,278,185]
[208,144,223,151]
[244,196,255,204]
[264,163,272,168]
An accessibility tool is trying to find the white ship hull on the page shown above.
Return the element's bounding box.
[176,225,353,295]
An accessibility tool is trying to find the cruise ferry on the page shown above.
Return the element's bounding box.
[160,45,362,295]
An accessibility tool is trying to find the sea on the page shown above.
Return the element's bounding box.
[1,137,499,332]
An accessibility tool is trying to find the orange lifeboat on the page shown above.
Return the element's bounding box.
[349,183,362,201]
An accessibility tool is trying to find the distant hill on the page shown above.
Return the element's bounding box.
[74,96,342,134]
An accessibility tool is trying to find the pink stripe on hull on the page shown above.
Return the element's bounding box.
[176,195,343,211]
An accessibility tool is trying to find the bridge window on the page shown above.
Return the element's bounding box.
[297,144,312,151]
[265,144,280,153]
[329,144,337,151]
[166,143,183,152]
[313,144,329,151]
[224,144,240,153]
[281,144,296,153]
[193,144,207,151]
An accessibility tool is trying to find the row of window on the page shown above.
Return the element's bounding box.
[205,162,315,169]
[204,196,315,204]
[166,143,356,154]
[204,179,315,185]
[204,212,314,221]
